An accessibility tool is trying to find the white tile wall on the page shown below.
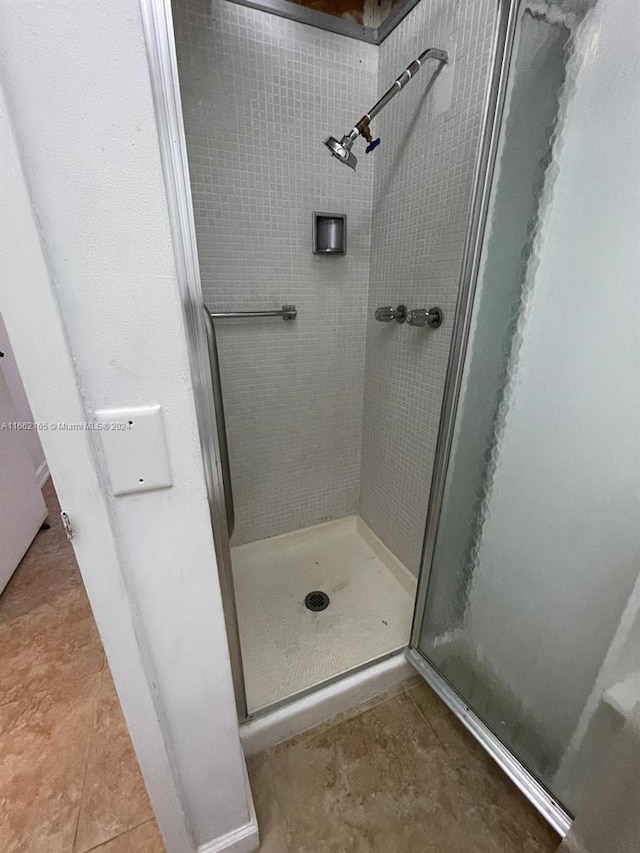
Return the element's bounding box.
[173,0,495,561]
[359,0,496,573]
[173,0,377,543]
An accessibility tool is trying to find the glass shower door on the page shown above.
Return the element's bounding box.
[410,0,640,830]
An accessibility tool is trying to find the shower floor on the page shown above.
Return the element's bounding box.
[231,516,417,713]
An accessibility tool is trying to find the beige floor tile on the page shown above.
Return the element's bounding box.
[247,752,289,853]
[1,480,155,853]
[0,672,101,853]
[475,780,560,853]
[0,481,103,708]
[265,692,508,853]
[407,680,451,721]
[269,681,409,757]
[2,476,559,853]
[413,702,558,852]
[0,585,105,705]
[89,820,165,852]
[73,670,154,853]
[400,674,423,691]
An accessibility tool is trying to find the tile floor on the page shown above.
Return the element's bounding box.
[248,679,561,853]
[2,480,560,853]
[0,480,165,853]
[232,516,416,712]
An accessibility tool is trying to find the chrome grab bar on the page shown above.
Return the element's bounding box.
[209,304,297,321]
[203,306,235,537]
[202,302,297,536]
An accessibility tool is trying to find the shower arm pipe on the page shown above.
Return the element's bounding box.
[345,47,448,146]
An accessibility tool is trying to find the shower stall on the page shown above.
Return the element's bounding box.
[155,0,638,837]
[171,0,458,717]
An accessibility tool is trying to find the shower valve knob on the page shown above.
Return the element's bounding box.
[375,305,407,324]
[407,307,443,328]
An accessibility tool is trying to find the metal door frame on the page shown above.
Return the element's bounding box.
[407,0,572,835]
[410,0,516,653]
[139,0,248,721]
[406,649,572,834]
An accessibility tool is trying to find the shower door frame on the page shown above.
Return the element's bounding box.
[139,0,249,721]
[407,0,572,836]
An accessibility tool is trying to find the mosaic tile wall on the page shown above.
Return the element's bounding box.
[359,0,496,573]
[173,0,377,544]
[173,0,495,561]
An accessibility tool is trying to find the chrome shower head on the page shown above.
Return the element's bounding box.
[324,135,357,171]
[324,47,448,174]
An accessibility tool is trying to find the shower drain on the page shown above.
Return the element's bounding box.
[304,590,330,612]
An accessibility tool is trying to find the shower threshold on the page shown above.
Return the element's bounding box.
[231,516,417,714]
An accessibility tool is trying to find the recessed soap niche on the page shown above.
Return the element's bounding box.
[312,212,347,255]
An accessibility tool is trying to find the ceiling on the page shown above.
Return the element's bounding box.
[225,0,421,44]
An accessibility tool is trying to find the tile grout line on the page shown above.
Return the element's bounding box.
[78,818,157,853]
[267,680,416,757]
[405,685,548,849]
[0,659,107,711]
[255,755,291,853]
[71,667,104,853]
[405,686,454,753]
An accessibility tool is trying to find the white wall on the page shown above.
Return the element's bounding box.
[556,568,640,812]
[173,0,376,545]
[467,0,640,751]
[0,1,256,850]
[359,0,496,573]
[1,83,193,853]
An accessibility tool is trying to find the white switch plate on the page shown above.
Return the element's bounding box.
[95,405,172,496]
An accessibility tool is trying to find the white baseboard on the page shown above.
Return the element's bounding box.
[35,459,50,488]
[240,651,413,756]
[197,758,259,853]
[197,819,259,853]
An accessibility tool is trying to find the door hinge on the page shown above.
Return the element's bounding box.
[61,511,74,541]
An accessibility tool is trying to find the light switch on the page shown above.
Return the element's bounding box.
[95,405,172,496]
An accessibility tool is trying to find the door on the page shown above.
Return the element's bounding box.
[0,353,47,593]
[408,0,640,831]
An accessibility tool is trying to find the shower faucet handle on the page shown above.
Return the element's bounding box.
[375,305,407,324]
[407,307,443,328]
[375,306,394,322]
